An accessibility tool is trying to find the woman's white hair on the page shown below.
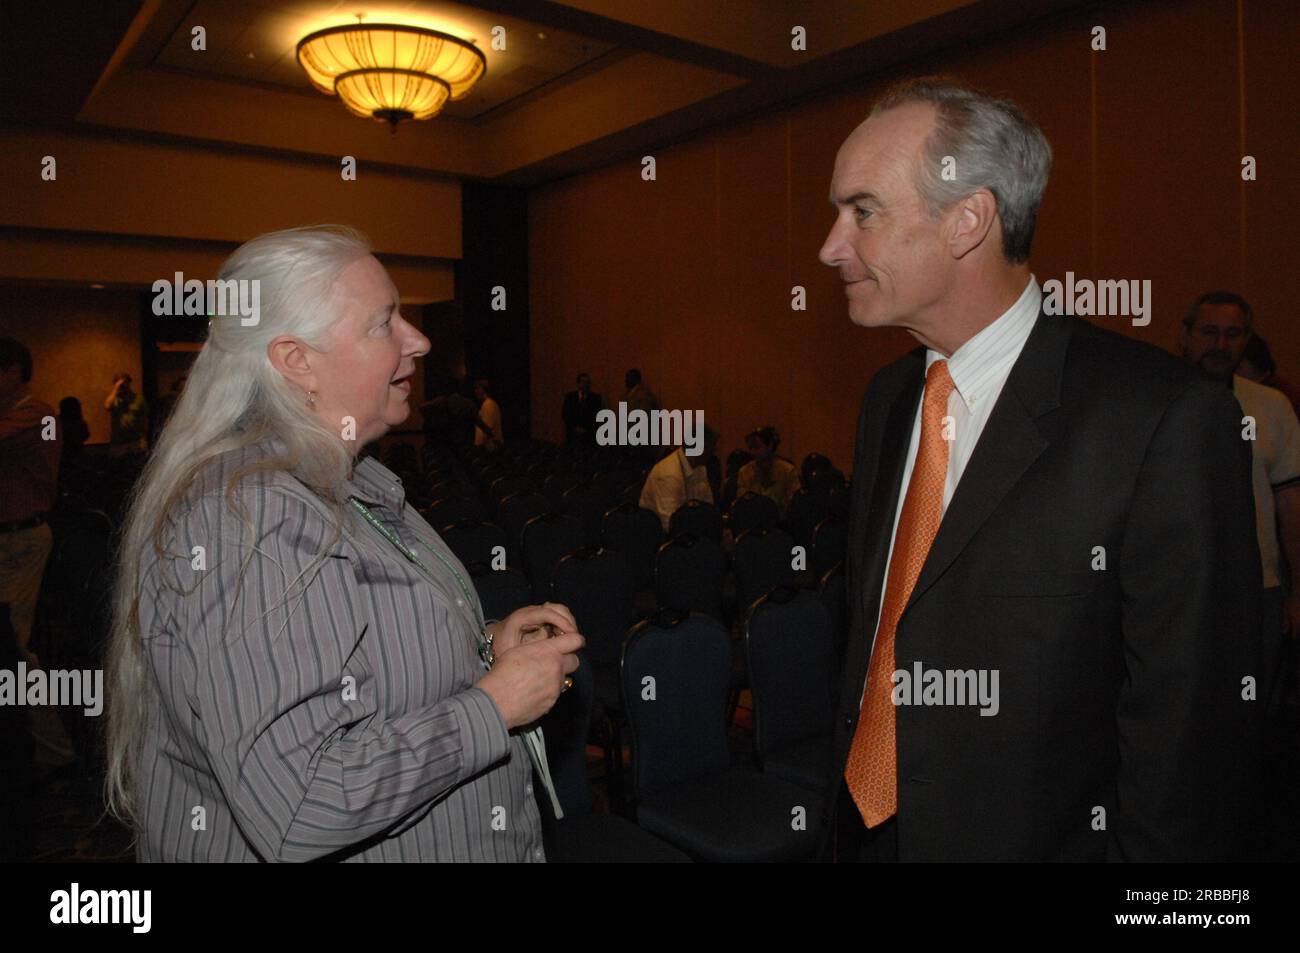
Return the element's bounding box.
[104,224,372,824]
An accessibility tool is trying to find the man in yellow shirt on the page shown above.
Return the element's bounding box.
[737,426,799,517]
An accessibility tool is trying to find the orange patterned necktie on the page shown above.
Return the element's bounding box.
[845,359,955,828]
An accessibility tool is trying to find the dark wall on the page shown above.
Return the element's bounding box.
[461,182,531,444]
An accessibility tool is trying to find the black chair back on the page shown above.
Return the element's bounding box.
[668,499,722,542]
[745,588,835,759]
[600,503,663,589]
[469,565,532,621]
[728,491,780,536]
[561,484,615,548]
[441,520,509,569]
[498,491,552,551]
[522,512,585,600]
[654,533,726,620]
[422,495,485,531]
[733,525,797,615]
[551,548,635,668]
[810,518,848,577]
[539,653,596,816]
[817,561,848,665]
[622,612,732,798]
[786,487,830,549]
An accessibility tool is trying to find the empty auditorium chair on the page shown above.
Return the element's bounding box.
[537,658,691,863]
[785,487,831,550]
[440,520,509,570]
[470,565,532,622]
[522,512,585,600]
[732,526,797,618]
[600,503,663,591]
[422,495,486,532]
[668,499,723,543]
[810,517,848,578]
[621,613,821,861]
[745,587,835,794]
[498,490,552,552]
[727,491,780,537]
[654,533,726,621]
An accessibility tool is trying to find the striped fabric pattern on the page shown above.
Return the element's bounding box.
[135,438,543,862]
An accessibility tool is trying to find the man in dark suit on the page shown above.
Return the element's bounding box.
[562,372,603,447]
[817,78,1260,861]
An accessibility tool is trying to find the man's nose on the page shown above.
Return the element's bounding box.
[818,223,846,268]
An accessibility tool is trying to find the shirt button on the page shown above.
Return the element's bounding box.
[525,783,533,797]
[533,847,544,860]
[455,597,465,607]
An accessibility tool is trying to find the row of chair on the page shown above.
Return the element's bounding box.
[539,588,836,861]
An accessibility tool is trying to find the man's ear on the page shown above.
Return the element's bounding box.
[267,336,317,394]
[946,188,998,259]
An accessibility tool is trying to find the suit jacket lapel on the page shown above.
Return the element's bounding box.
[904,308,1073,614]
[857,351,925,630]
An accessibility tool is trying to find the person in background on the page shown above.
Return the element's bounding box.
[639,425,720,532]
[562,372,603,447]
[623,368,658,415]
[0,337,61,666]
[1182,291,1300,712]
[1238,332,1300,420]
[104,372,148,455]
[737,426,800,516]
[58,396,90,461]
[473,378,503,451]
[719,448,754,513]
[801,452,847,496]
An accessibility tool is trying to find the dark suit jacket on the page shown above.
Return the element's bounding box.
[562,390,604,445]
[824,310,1262,861]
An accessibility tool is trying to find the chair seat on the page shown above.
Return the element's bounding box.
[763,734,832,793]
[548,813,692,863]
[636,766,821,862]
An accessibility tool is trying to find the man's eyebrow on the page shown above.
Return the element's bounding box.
[829,190,882,208]
[369,300,399,320]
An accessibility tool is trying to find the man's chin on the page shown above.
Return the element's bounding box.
[847,301,893,329]
[1199,360,1236,382]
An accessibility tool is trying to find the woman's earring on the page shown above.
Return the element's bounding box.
[306,390,317,408]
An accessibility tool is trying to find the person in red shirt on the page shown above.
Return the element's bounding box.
[0,337,61,664]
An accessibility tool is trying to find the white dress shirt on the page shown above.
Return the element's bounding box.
[1232,373,1300,589]
[866,276,1043,658]
[639,447,714,532]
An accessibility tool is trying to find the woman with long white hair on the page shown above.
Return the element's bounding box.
[106,225,582,861]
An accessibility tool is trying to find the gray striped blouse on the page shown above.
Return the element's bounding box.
[134,438,544,861]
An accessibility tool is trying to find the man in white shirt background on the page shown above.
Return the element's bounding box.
[1182,290,1300,711]
[639,426,719,533]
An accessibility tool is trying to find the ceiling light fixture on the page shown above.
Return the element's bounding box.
[296,16,486,131]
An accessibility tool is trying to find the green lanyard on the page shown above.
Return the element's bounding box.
[348,496,494,671]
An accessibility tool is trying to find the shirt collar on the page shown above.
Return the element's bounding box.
[350,455,408,514]
[925,275,1042,411]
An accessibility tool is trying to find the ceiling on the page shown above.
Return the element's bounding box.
[2,0,1087,188]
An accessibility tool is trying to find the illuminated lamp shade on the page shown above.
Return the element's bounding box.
[296,23,485,130]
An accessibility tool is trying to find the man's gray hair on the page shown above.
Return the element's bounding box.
[871,77,1052,263]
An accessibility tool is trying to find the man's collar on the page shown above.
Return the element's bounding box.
[926,276,1042,410]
